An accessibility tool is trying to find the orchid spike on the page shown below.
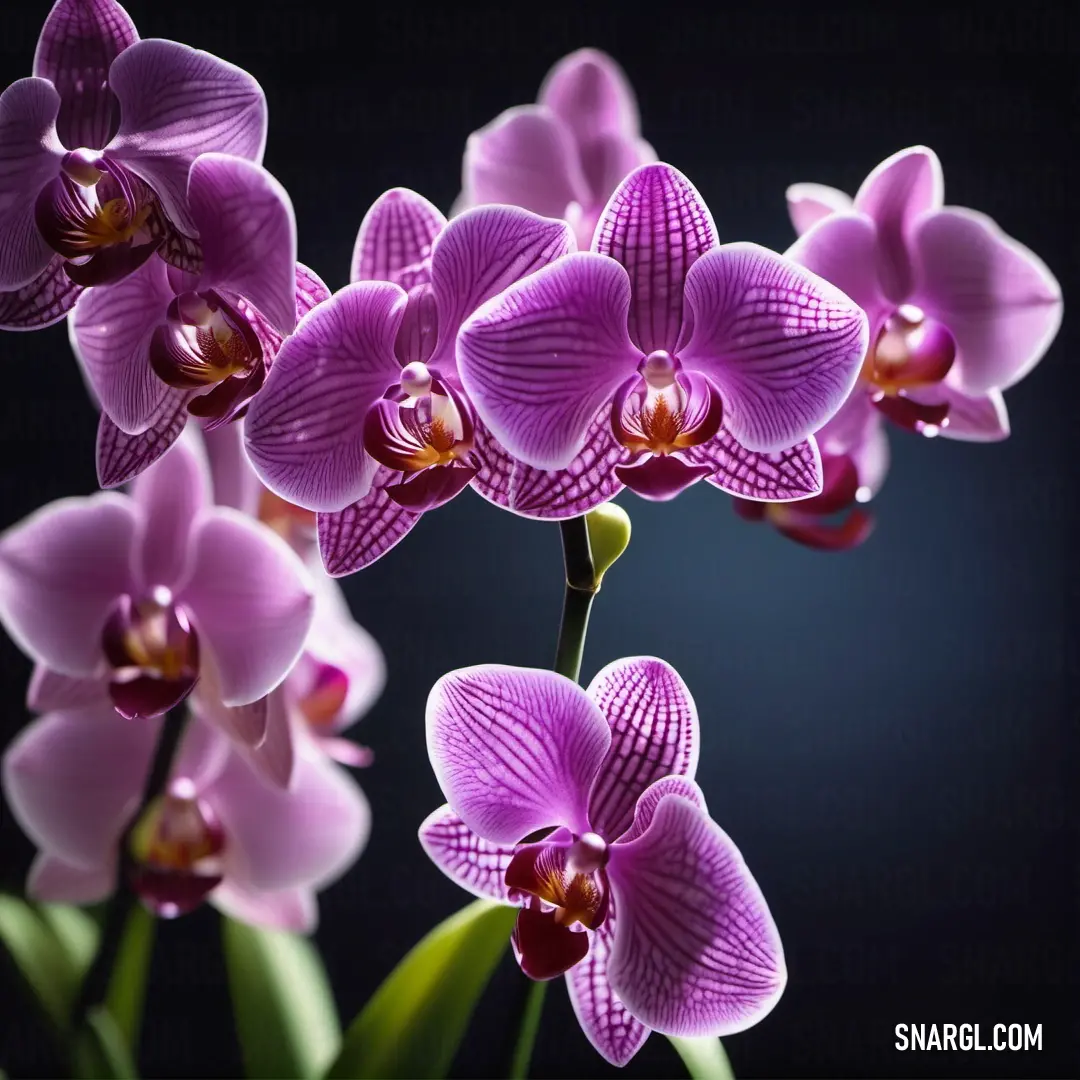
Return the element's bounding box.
[420,658,785,1066]
[455,48,656,249]
[786,146,1060,441]
[0,0,266,329]
[458,162,869,505]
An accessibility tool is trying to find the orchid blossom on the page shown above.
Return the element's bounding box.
[0,0,266,330]
[786,145,1062,441]
[421,658,785,1066]
[458,162,870,505]
[455,48,655,249]
[2,705,368,931]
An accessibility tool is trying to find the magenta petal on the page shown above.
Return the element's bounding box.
[317,483,423,576]
[853,146,942,301]
[471,411,627,521]
[426,665,611,843]
[385,465,476,512]
[910,207,1062,395]
[28,853,114,904]
[180,509,314,706]
[682,244,869,453]
[0,494,136,675]
[428,204,575,371]
[33,0,138,150]
[687,427,823,501]
[244,281,405,512]
[585,658,699,842]
[593,163,718,353]
[107,40,266,234]
[418,804,515,901]
[907,380,1010,443]
[608,794,786,1036]
[0,78,64,291]
[785,183,853,236]
[201,421,261,516]
[69,256,174,434]
[351,187,446,286]
[773,508,875,552]
[615,456,711,500]
[0,255,82,330]
[27,665,107,713]
[212,882,316,933]
[2,706,157,869]
[539,49,640,145]
[188,154,297,334]
[458,252,637,470]
[96,392,189,488]
[618,775,708,844]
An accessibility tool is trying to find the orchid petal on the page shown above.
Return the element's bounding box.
[317,481,422,576]
[429,204,574,370]
[171,712,231,790]
[785,183,853,236]
[27,665,107,713]
[539,48,640,144]
[244,281,405,512]
[96,393,189,489]
[384,464,476,512]
[853,146,943,301]
[608,794,786,1036]
[0,255,81,330]
[351,187,445,286]
[107,40,266,234]
[426,665,611,843]
[772,508,875,553]
[418,804,515,902]
[585,657,699,842]
[188,153,297,333]
[0,494,136,675]
[201,420,261,516]
[212,882,316,933]
[69,255,174,434]
[180,508,314,706]
[618,775,708,844]
[682,244,869,453]
[848,417,890,496]
[2,706,156,869]
[907,380,1010,443]
[910,207,1062,395]
[685,427,823,501]
[33,0,138,151]
[458,252,637,470]
[471,411,626,520]
[28,853,114,904]
[577,132,654,222]
[0,78,64,290]
[593,163,718,354]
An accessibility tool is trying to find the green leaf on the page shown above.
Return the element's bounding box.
[222,917,341,1079]
[105,905,155,1051]
[668,1035,736,1080]
[37,903,100,980]
[71,1006,138,1079]
[327,899,517,1080]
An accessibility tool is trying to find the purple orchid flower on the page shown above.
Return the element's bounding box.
[454,48,655,250]
[786,146,1061,440]
[457,162,870,506]
[2,705,368,931]
[0,0,266,330]
[244,188,583,574]
[0,423,314,730]
[420,658,785,1066]
[70,152,328,488]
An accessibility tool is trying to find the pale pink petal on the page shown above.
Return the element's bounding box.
[28,853,114,904]
[212,882,317,932]
[786,182,853,236]
[906,379,1010,443]
[27,665,108,713]
[538,48,640,144]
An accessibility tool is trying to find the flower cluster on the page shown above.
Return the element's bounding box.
[0,2,1064,1072]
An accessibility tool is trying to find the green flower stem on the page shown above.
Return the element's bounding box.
[507,978,549,1080]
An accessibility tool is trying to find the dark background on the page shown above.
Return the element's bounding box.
[1,2,1078,1077]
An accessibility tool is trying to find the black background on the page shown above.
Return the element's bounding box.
[1,2,1078,1078]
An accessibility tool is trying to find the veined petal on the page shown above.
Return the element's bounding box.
[0,78,64,291]
[853,146,943,301]
[244,282,405,512]
[458,251,637,470]
[592,163,718,354]
[96,392,189,488]
[608,794,786,1037]
[618,775,708,844]
[577,131,654,221]
[107,39,266,236]
[69,255,174,434]
[201,419,260,514]
[906,379,1010,443]
[426,665,611,843]
[188,153,297,334]
[910,207,1062,395]
[785,183,853,236]
[351,187,445,286]
[212,882,316,933]
[0,255,82,330]
[428,204,575,371]
[27,664,108,713]
[317,481,423,576]
[2,706,157,869]
[462,105,588,220]
[33,0,138,151]
[585,657,699,842]
[179,508,314,706]
[418,804,515,902]
[538,48,640,145]
[686,428,823,502]
[0,493,136,675]
[682,244,869,453]
[28,854,114,905]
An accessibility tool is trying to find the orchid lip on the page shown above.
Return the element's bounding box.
[611,362,723,456]
[865,306,957,393]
